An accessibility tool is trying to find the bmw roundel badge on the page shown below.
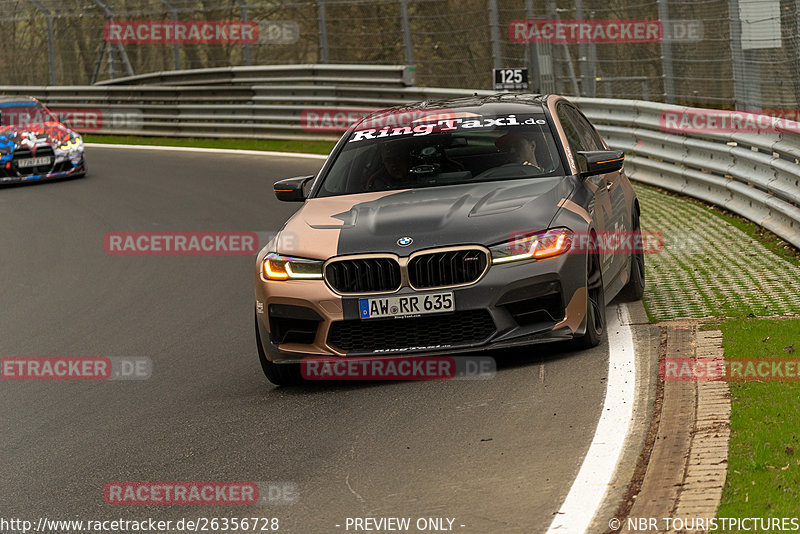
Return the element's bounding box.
[397,237,413,247]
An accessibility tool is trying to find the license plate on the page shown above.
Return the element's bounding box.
[359,292,454,319]
[17,156,52,168]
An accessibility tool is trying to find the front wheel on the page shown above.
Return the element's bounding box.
[573,252,605,349]
[618,209,645,302]
[255,313,303,386]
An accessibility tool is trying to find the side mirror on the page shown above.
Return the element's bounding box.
[576,150,624,178]
[274,175,313,202]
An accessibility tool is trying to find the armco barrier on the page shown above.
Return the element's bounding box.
[0,84,485,141]
[1,73,798,248]
[573,98,800,250]
[94,64,417,87]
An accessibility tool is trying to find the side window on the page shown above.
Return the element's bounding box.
[556,104,585,155]
[568,107,605,151]
[557,103,598,172]
[557,104,608,173]
[557,104,585,152]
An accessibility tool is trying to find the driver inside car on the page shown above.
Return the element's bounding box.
[495,132,544,170]
[365,140,414,190]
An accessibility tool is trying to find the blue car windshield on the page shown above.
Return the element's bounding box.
[0,102,58,127]
[315,111,565,197]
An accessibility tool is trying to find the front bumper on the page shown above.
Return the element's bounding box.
[255,251,589,364]
[0,154,86,185]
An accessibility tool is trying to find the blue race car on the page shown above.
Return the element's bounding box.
[0,96,86,184]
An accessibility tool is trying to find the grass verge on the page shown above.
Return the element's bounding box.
[711,316,800,523]
[83,134,337,155]
[634,182,800,268]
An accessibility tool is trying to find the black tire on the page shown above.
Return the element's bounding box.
[255,313,303,386]
[618,209,645,302]
[573,250,605,349]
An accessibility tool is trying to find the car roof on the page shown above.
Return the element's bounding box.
[353,93,552,129]
[0,95,39,105]
[414,92,550,109]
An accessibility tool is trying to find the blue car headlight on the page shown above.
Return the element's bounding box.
[59,135,82,151]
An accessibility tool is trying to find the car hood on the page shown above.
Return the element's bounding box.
[278,177,576,259]
[0,122,75,151]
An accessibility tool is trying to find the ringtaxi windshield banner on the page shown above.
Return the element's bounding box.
[348,113,547,142]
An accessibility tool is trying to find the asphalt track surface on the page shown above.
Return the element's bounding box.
[1,146,646,533]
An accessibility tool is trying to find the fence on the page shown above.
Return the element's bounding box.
[2,0,800,111]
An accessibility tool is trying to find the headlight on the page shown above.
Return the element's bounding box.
[262,252,324,281]
[59,136,82,151]
[490,228,573,264]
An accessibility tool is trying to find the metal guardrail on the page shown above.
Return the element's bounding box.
[1,74,798,249]
[572,97,800,250]
[93,64,418,87]
[0,82,484,141]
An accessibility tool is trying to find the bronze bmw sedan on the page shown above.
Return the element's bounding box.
[255,94,644,385]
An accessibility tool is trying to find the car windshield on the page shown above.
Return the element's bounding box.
[0,102,59,128]
[315,111,564,197]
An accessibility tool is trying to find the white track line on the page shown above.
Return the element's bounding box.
[85,143,328,160]
[546,303,636,534]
